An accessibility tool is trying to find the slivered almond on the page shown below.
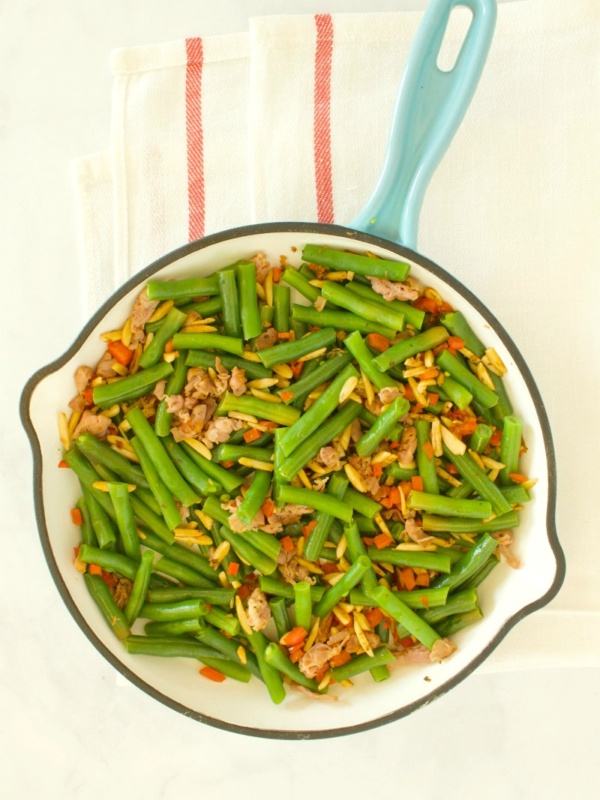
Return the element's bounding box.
[247,378,279,389]
[304,618,321,651]
[325,271,350,281]
[194,509,214,530]
[228,411,258,424]
[211,541,230,568]
[183,438,213,460]
[476,361,495,391]
[483,347,507,377]
[359,369,375,405]
[100,329,125,343]
[121,316,133,348]
[371,450,395,467]
[148,300,174,323]
[58,412,70,450]
[480,455,506,471]
[353,618,374,656]
[374,513,392,537]
[440,424,467,455]
[110,445,139,463]
[250,388,281,404]
[255,282,266,301]
[92,481,136,492]
[235,595,253,636]
[236,645,248,664]
[297,468,312,489]
[353,610,373,633]
[344,463,367,493]
[241,351,262,363]
[111,362,129,376]
[297,347,327,363]
[264,268,274,306]
[332,604,352,626]
[181,324,217,334]
[238,457,274,472]
[100,404,121,418]
[273,363,293,379]
[431,418,443,457]
[335,534,347,560]
[68,409,82,436]
[297,558,324,575]
[338,376,358,404]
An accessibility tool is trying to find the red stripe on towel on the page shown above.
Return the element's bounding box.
[313,14,334,224]
[185,37,205,240]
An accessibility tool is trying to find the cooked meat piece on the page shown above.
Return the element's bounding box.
[72,410,111,439]
[492,531,520,569]
[229,366,247,397]
[378,386,402,405]
[112,576,132,610]
[318,446,344,471]
[277,549,311,584]
[299,642,343,679]
[343,631,381,654]
[74,365,93,394]
[246,588,271,632]
[396,424,417,467]
[201,416,243,447]
[389,644,431,668]
[370,277,419,302]
[165,394,185,413]
[254,327,278,351]
[404,517,434,545]
[250,252,270,280]
[153,380,166,401]
[430,638,457,662]
[130,289,159,346]
[95,351,118,379]
[290,684,338,702]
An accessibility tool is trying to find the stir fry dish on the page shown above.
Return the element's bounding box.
[58,244,533,702]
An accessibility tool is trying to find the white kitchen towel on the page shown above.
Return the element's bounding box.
[73,0,600,671]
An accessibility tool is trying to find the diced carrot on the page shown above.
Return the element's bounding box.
[490,429,503,446]
[447,336,465,351]
[237,583,253,601]
[380,486,401,509]
[220,460,235,468]
[421,441,434,461]
[403,384,415,402]
[73,546,80,558]
[432,343,448,356]
[411,475,424,492]
[419,367,439,380]
[88,563,103,576]
[362,537,375,546]
[107,340,134,366]
[415,572,430,588]
[427,393,440,406]
[261,499,275,518]
[412,403,425,414]
[227,562,240,577]
[400,567,417,591]
[101,570,117,589]
[399,636,415,649]
[272,267,282,283]
[289,647,304,663]
[371,463,383,478]
[366,333,391,352]
[373,532,394,550]
[199,666,226,683]
[302,519,317,538]
[321,561,339,574]
[365,607,384,627]
[508,472,528,484]
[455,418,478,438]
[438,302,454,315]
[399,480,412,498]
[277,332,293,340]
[280,391,294,402]
[259,420,279,430]
[412,296,438,314]
[290,360,304,378]
[58,459,70,469]
[280,535,295,552]
[382,617,390,630]
[243,428,261,444]
[83,388,94,405]
[71,508,83,526]
[281,626,308,648]
[329,650,352,668]
[446,463,459,475]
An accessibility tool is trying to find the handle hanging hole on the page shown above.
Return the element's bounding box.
[436,5,474,73]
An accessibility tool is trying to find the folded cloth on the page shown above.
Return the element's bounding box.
[72,0,600,671]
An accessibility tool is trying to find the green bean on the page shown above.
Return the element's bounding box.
[499,415,523,485]
[153,556,215,589]
[172,332,244,356]
[81,485,117,550]
[385,463,418,481]
[291,303,396,340]
[124,550,155,625]
[356,395,410,458]
[257,327,337,369]
[258,576,325,603]
[343,522,378,594]
[86,456,161,519]
[162,435,220,497]
[302,244,410,282]
[139,598,208,622]
[78,543,138,580]
[442,444,513,517]
[359,406,403,442]
[75,433,149,489]
[246,630,286,704]
[435,608,484,638]
[369,585,440,650]
[138,307,187,369]
[212,444,274,464]
[281,266,321,302]
[92,362,173,408]
[313,555,372,618]
[185,350,273,380]
[431,533,498,591]
[329,646,395,682]
[344,281,425,329]
[343,331,399,390]
[126,407,199,507]
[414,419,439,494]
[76,495,96,547]
[123,635,222,660]
[439,310,485,356]
[304,472,349,561]
[244,530,281,562]
[273,283,291,333]
[130,437,183,531]
[196,625,262,681]
[204,607,241,637]
[146,275,219,301]
[293,581,313,630]
[200,496,230,526]
[278,401,362,481]
[106,482,142,561]
[439,377,473,410]
[218,525,277,575]
[280,363,359,457]
[321,281,405,331]
[137,529,219,583]
[144,618,203,637]
[147,586,234,606]
[366,547,452,573]
[236,469,272,527]
[129,494,174,545]
[181,442,244,493]
[469,423,493,454]
[215,392,300,426]
[84,573,131,640]
[499,485,530,504]
[435,349,499,409]
[154,351,188,436]
[421,510,519,533]
[269,597,292,639]
[178,297,222,317]
[279,351,353,407]
[275,485,353,524]
[392,588,480,640]
[459,556,499,591]
[343,487,382,520]
[217,268,242,338]
[199,657,252,683]
[264,642,321,692]
[489,372,514,420]
[408,490,493,520]
[237,260,263,339]
[374,327,450,372]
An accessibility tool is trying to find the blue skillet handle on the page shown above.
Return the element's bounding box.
[351,0,497,250]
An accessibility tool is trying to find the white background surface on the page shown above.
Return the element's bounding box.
[2,1,598,798]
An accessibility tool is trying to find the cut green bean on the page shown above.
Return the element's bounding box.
[178,297,222,317]
[236,469,272,527]
[146,276,219,302]
[442,444,513,517]
[172,332,244,356]
[273,283,291,333]
[304,472,349,562]
[293,581,313,630]
[344,281,425,329]
[408,490,493,520]
[330,646,395,682]
[75,433,149,489]
[369,585,440,650]
[205,607,241,637]
[153,556,215,589]
[489,372,514,420]
[136,529,219,584]
[258,576,325,603]
[199,657,252,683]
[217,268,242,338]
[106,482,142,561]
[245,630,286,704]
[264,642,321,692]
[218,525,277,575]
[343,331,399,390]
[130,437,183,531]
[313,555,372,618]
[302,244,410,282]
[195,625,262,680]
[291,303,396,340]
[269,597,292,639]
[421,509,519,533]
[76,495,96,547]
[439,310,485,356]
[499,415,523,485]
[281,266,321,302]
[212,444,274,464]
[81,485,117,550]
[139,598,209,622]
[414,419,439,494]
[92,362,173,408]
[321,281,405,331]
[343,522,378,594]
[374,326,450,372]
[215,392,300,426]
[84,573,131,640]
[439,377,473,410]
[162,435,220,496]
[124,550,155,625]
[431,533,498,591]
[343,487,382,520]
[366,547,452,573]
[123,635,223,660]
[154,351,188,436]
[138,307,187,369]
[257,327,337,369]
[181,442,244,493]
[356,395,410,458]
[144,618,203,637]
[469,423,493,454]
[185,349,273,380]
[436,349,499,409]
[237,260,263,339]
[147,586,234,605]
[275,485,353,524]
[78,543,139,580]
[279,351,353,406]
